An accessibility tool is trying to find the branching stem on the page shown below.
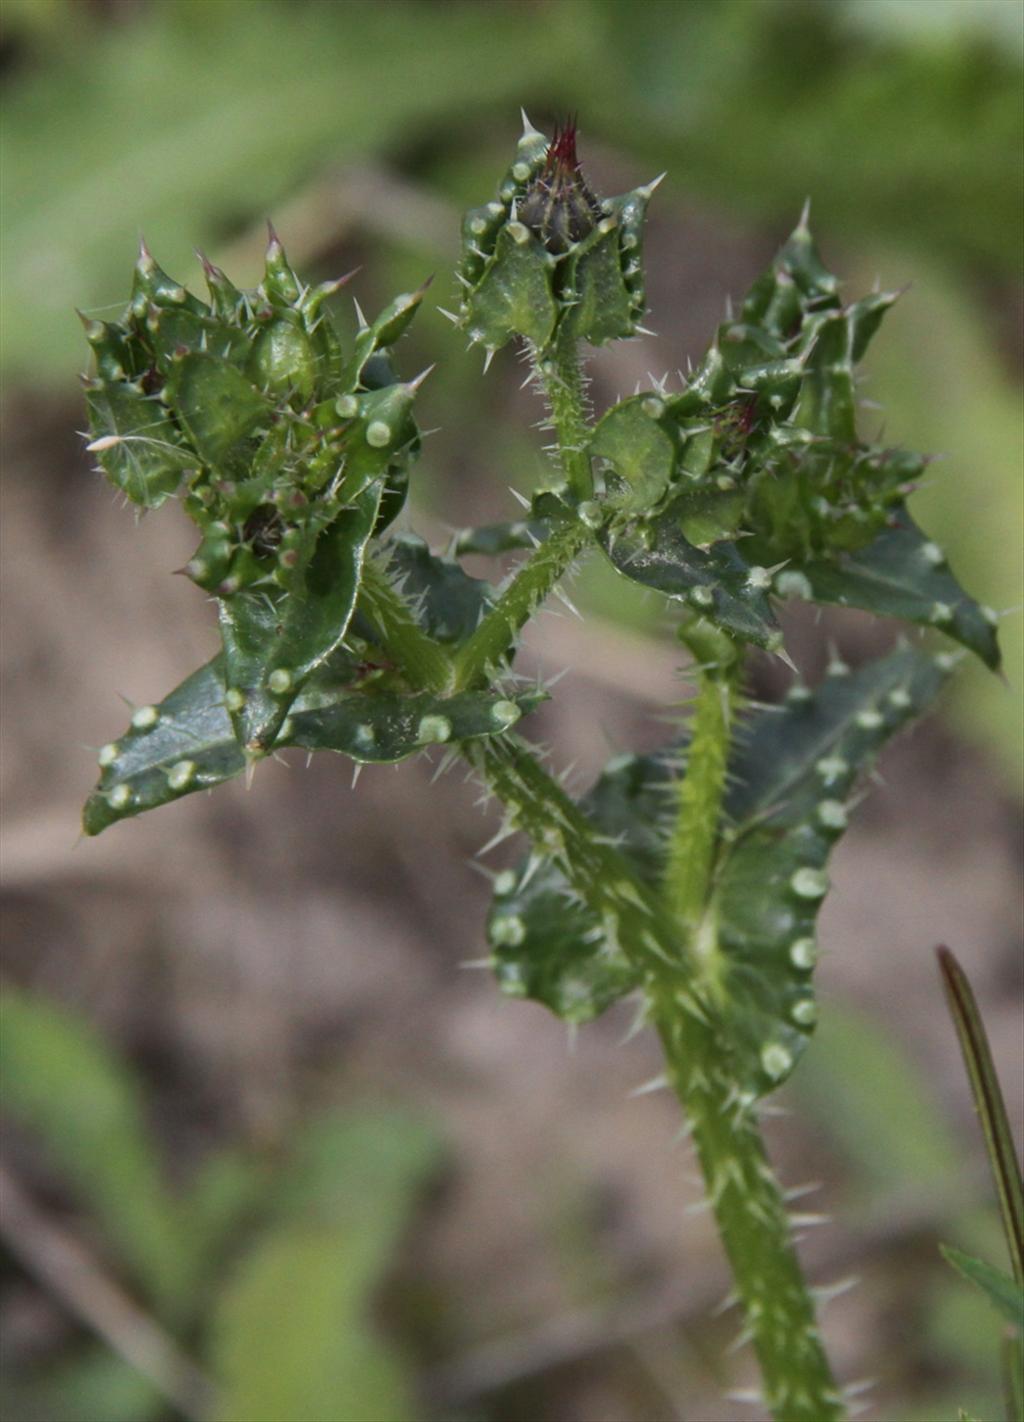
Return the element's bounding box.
[452,518,589,691]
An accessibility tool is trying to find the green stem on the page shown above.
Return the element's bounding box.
[465,734,688,980]
[663,669,737,931]
[452,518,589,691]
[655,1011,845,1421]
[358,557,453,694]
[657,636,843,1421]
[452,322,595,691]
[536,324,593,503]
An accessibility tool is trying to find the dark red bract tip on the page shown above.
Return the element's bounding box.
[546,116,581,175]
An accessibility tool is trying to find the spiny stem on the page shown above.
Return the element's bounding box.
[452,322,595,692]
[451,519,590,691]
[535,324,594,503]
[663,667,739,931]
[657,628,843,1421]
[358,558,453,694]
[465,735,701,994]
[470,733,844,1420]
[655,1012,845,1422]
[662,628,745,927]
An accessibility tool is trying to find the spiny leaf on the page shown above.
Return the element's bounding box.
[462,222,559,353]
[338,288,427,392]
[488,751,671,1022]
[219,485,383,753]
[84,657,249,836]
[163,353,269,466]
[84,380,194,509]
[383,534,491,643]
[286,687,544,763]
[725,644,950,826]
[712,644,951,1094]
[83,653,541,835]
[560,214,636,345]
[452,520,549,556]
[797,512,1001,670]
[600,499,781,650]
[589,394,677,515]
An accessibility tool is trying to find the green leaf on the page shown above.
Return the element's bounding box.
[83,651,541,833]
[600,498,781,649]
[488,751,669,1022]
[940,1246,1024,1329]
[270,1111,442,1231]
[219,484,383,752]
[82,657,247,836]
[163,352,269,467]
[210,1111,440,1422]
[453,519,549,556]
[1,1347,165,1422]
[212,1230,416,1422]
[937,946,1024,1288]
[184,1145,271,1283]
[384,534,491,643]
[711,644,950,1094]
[798,513,1001,670]
[84,380,193,509]
[589,394,677,515]
[0,990,188,1313]
[790,1004,959,1199]
[284,687,544,763]
[1004,1333,1024,1422]
[462,223,559,353]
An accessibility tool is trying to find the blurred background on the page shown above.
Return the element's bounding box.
[1,1,1021,1419]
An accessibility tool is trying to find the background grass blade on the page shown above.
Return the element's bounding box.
[937,946,1024,1287]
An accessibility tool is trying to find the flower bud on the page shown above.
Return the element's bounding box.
[455,115,661,359]
[518,119,602,254]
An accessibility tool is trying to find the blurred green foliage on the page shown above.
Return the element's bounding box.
[1,989,441,1422]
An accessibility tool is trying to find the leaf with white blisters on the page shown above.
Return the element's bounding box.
[798,513,1001,669]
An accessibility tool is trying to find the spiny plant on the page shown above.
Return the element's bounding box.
[80,114,1003,1419]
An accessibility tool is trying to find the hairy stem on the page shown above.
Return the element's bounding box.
[465,735,688,981]
[655,1013,845,1421]
[358,557,453,694]
[452,324,595,691]
[663,668,738,931]
[658,638,843,1420]
[536,324,594,503]
[452,519,590,691]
